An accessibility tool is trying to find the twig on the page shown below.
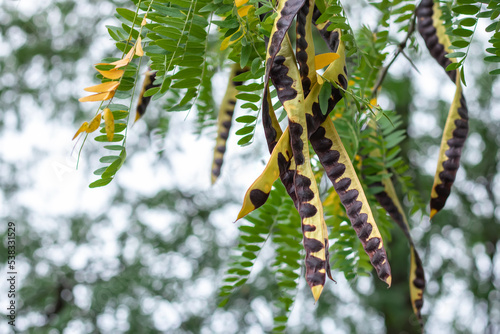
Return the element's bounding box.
[371,12,417,98]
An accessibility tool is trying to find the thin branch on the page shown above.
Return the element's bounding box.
[371,12,417,98]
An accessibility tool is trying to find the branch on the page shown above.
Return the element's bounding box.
[371,12,417,98]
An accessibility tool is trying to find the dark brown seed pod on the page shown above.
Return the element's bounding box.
[430,89,469,218]
[211,65,248,184]
[372,180,425,321]
[135,70,159,122]
[416,0,457,82]
[310,120,392,286]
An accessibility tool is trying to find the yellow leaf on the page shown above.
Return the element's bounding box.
[370,98,377,106]
[72,121,89,140]
[141,15,147,26]
[83,81,120,93]
[86,113,102,133]
[103,108,114,141]
[220,28,242,51]
[315,53,340,69]
[135,37,144,57]
[110,57,131,69]
[237,5,252,17]
[79,91,115,102]
[235,0,248,7]
[96,68,125,79]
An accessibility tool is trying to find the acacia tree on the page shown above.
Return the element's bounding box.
[65,0,498,331]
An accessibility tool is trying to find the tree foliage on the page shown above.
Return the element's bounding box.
[1,0,500,332]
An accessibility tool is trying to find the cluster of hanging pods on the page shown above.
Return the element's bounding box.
[125,0,469,325]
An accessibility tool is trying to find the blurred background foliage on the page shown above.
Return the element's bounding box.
[0,0,499,333]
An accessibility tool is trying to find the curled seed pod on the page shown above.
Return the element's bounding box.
[416,0,457,82]
[211,64,248,184]
[372,180,425,322]
[310,118,392,286]
[430,77,468,218]
[236,128,293,221]
[135,70,159,122]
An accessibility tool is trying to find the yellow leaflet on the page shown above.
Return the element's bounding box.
[135,37,144,57]
[235,0,248,7]
[141,15,147,26]
[430,71,463,219]
[103,108,114,141]
[237,5,252,17]
[83,81,120,93]
[110,57,131,69]
[79,91,114,102]
[314,53,340,69]
[236,128,291,220]
[86,113,102,133]
[220,28,242,51]
[72,122,89,140]
[96,68,125,80]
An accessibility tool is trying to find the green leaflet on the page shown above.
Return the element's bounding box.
[310,117,392,286]
[211,64,248,183]
[430,72,468,218]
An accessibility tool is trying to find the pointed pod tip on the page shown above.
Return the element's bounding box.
[430,209,437,220]
[311,285,324,303]
[386,275,392,288]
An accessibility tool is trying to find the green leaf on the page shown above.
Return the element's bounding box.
[241,103,258,111]
[237,134,253,146]
[319,82,331,116]
[236,115,257,123]
[236,93,261,103]
[459,17,477,27]
[235,126,254,135]
[99,156,120,163]
[171,78,200,89]
[484,56,500,62]
[95,134,124,142]
[446,62,460,71]
[452,28,474,37]
[446,52,466,58]
[89,178,113,188]
[452,5,479,15]
[489,68,500,75]
[452,40,469,48]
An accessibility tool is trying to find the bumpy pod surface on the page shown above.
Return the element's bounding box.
[310,119,392,286]
[211,65,247,183]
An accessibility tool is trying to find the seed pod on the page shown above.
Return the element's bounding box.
[310,118,392,286]
[211,64,248,183]
[270,35,332,301]
[296,0,317,97]
[416,0,457,82]
[135,70,159,122]
[430,75,468,218]
[373,180,425,321]
[236,128,293,220]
